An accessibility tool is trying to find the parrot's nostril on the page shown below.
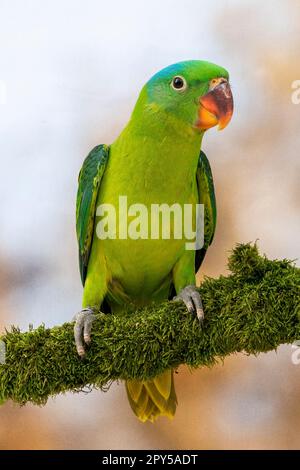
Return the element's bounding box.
[209,77,228,90]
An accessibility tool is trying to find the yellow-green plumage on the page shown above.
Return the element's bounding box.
[76,60,229,421]
[126,370,176,422]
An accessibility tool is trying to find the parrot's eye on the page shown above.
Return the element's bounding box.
[171,76,187,92]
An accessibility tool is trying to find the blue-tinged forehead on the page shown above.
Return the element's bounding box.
[147,60,229,86]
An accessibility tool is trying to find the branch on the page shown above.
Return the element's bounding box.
[0,243,299,406]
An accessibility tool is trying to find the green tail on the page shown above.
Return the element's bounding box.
[126,369,177,423]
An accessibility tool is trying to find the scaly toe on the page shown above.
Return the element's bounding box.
[73,308,96,357]
[173,285,205,323]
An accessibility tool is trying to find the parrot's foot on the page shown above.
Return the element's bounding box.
[73,307,96,357]
[173,285,204,323]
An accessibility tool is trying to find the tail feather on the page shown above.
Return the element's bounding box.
[144,381,170,413]
[126,379,143,403]
[166,377,177,416]
[126,369,177,422]
[153,370,172,400]
[143,397,157,422]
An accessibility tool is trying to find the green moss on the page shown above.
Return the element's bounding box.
[0,243,299,406]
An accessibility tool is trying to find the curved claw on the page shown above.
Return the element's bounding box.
[73,308,96,357]
[173,285,204,323]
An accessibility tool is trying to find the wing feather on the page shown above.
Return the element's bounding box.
[195,150,217,273]
[76,144,109,285]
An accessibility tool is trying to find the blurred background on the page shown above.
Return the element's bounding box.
[0,0,299,449]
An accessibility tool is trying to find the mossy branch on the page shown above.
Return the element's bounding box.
[0,243,299,406]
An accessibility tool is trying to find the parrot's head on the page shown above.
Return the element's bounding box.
[142,60,233,134]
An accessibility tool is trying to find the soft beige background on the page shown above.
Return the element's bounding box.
[0,0,299,449]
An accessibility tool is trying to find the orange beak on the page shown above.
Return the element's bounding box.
[196,78,233,131]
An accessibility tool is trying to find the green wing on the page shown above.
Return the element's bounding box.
[195,150,217,273]
[76,144,109,285]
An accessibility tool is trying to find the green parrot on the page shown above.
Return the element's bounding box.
[74,60,233,422]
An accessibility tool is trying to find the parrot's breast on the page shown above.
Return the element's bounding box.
[94,133,201,305]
